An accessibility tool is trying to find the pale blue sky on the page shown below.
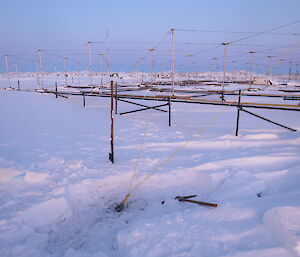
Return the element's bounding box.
[1,0,300,72]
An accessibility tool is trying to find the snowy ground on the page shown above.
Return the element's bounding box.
[0,74,300,257]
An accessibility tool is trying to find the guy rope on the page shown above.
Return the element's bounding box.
[115,101,233,211]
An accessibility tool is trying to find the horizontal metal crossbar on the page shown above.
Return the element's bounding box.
[118,98,167,112]
[36,90,300,112]
[119,102,169,115]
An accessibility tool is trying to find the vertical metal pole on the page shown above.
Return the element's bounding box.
[83,92,86,107]
[149,48,155,85]
[99,53,104,86]
[249,51,256,84]
[141,57,144,84]
[134,62,137,83]
[55,82,58,98]
[77,62,81,85]
[222,42,229,90]
[106,30,110,79]
[4,55,11,87]
[63,57,68,86]
[171,29,175,95]
[88,41,93,86]
[235,90,242,136]
[38,50,43,88]
[109,81,114,163]
[36,59,39,87]
[288,62,292,82]
[168,97,171,126]
[221,91,225,101]
[115,82,118,114]
[266,56,272,83]
[17,80,20,91]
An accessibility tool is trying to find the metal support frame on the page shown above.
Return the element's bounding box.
[235,90,242,136]
[115,82,118,114]
[235,89,296,135]
[241,108,297,132]
[118,97,172,126]
[168,97,171,126]
[82,92,86,107]
[55,83,58,98]
[118,99,168,115]
[220,91,225,101]
[109,81,114,163]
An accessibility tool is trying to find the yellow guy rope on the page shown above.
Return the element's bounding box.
[121,102,233,206]
[127,111,153,195]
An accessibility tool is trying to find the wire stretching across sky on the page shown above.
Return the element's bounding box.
[174,28,300,36]
[174,19,300,63]
[229,19,300,44]
[110,30,172,73]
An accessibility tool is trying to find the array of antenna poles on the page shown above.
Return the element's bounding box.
[2,20,300,76]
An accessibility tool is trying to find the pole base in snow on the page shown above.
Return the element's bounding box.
[109,153,114,163]
[115,203,125,212]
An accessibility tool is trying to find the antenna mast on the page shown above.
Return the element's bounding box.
[171,29,175,95]
[106,29,110,80]
[38,50,43,88]
[4,55,11,87]
[88,41,93,87]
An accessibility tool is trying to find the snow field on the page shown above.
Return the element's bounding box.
[0,75,300,257]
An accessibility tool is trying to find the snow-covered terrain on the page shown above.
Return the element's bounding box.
[0,73,300,257]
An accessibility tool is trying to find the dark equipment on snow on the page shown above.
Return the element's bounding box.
[175,195,218,208]
[115,202,125,212]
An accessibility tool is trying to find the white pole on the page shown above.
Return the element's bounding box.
[222,42,229,90]
[149,48,155,85]
[171,28,175,95]
[141,57,145,83]
[36,54,39,86]
[212,58,218,82]
[88,41,93,86]
[4,55,11,87]
[77,62,81,85]
[186,54,193,82]
[63,57,68,86]
[288,61,292,82]
[99,53,104,86]
[266,56,273,82]
[134,62,138,83]
[106,29,110,79]
[249,51,256,84]
[38,50,44,88]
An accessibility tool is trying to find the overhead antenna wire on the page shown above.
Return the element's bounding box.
[174,28,300,36]
[116,30,171,75]
[228,43,300,76]
[174,20,300,67]
[229,19,300,44]
[43,51,79,63]
[266,40,300,77]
